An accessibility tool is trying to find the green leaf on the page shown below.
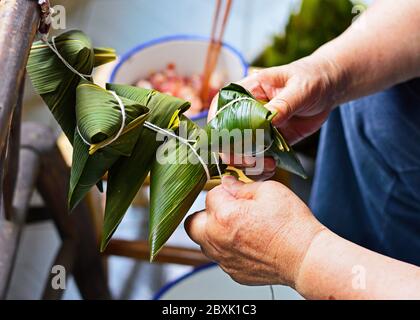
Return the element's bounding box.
[149,116,223,260]
[68,81,149,210]
[267,125,307,178]
[207,83,307,178]
[27,30,116,141]
[27,30,119,209]
[101,84,191,251]
[93,47,117,67]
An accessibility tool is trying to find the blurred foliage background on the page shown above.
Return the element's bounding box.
[253,0,357,157]
[253,0,355,67]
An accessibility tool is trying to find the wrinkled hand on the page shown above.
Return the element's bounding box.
[185,176,324,287]
[208,55,340,178]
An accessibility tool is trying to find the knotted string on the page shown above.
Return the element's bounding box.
[143,121,220,181]
[41,35,126,150]
[212,152,223,178]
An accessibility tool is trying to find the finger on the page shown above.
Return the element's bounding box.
[247,170,275,182]
[220,153,253,168]
[278,111,330,145]
[205,185,238,213]
[265,82,301,127]
[236,74,269,101]
[200,245,220,263]
[221,176,261,199]
[184,210,208,245]
[220,153,257,168]
[220,154,276,173]
[240,157,276,177]
[241,156,276,171]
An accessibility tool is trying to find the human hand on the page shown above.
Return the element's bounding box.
[185,176,325,287]
[208,55,341,177]
[209,55,341,144]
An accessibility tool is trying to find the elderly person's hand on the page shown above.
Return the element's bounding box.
[209,55,342,145]
[185,176,324,287]
[208,55,342,178]
[185,176,420,299]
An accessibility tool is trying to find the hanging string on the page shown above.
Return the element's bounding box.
[42,36,92,80]
[41,34,126,151]
[143,121,211,181]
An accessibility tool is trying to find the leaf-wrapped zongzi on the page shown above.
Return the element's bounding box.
[27,30,306,262]
[207,83,306,178]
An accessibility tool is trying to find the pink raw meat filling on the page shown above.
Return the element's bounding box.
[135,63,224,118]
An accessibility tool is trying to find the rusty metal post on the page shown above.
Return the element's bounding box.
[0,0,40,297]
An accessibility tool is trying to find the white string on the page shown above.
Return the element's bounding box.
[43,36,92,80]
[77,90,126,150]
[212,152,223,178]
[143,121,197,144]
[41,35,125,151]
[143,121,212,180]
[214,97,254,118]
[243,139,274,157]
[76,126,91,146]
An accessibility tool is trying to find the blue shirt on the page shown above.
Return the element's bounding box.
[310,78,420,266]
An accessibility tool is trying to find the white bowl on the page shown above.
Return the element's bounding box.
[109,34,248,125]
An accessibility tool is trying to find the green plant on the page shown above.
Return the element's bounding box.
[253,0,354,67]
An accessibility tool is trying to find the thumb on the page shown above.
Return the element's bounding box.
[185,210,207,245]
[264,84,299,127]
[221,176,261,200]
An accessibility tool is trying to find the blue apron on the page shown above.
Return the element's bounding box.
[310,78,420,266]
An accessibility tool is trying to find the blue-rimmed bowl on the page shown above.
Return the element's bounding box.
[109,34,248,125]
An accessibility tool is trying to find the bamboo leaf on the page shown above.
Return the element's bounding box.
[27,30,117,141]
[149,116,223,260]
[207,83,307,178]
[93,47,117,67]
[101,84,191,251]
[27,30,118,206]
[266,125,307,178]
[68,81,149,210]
